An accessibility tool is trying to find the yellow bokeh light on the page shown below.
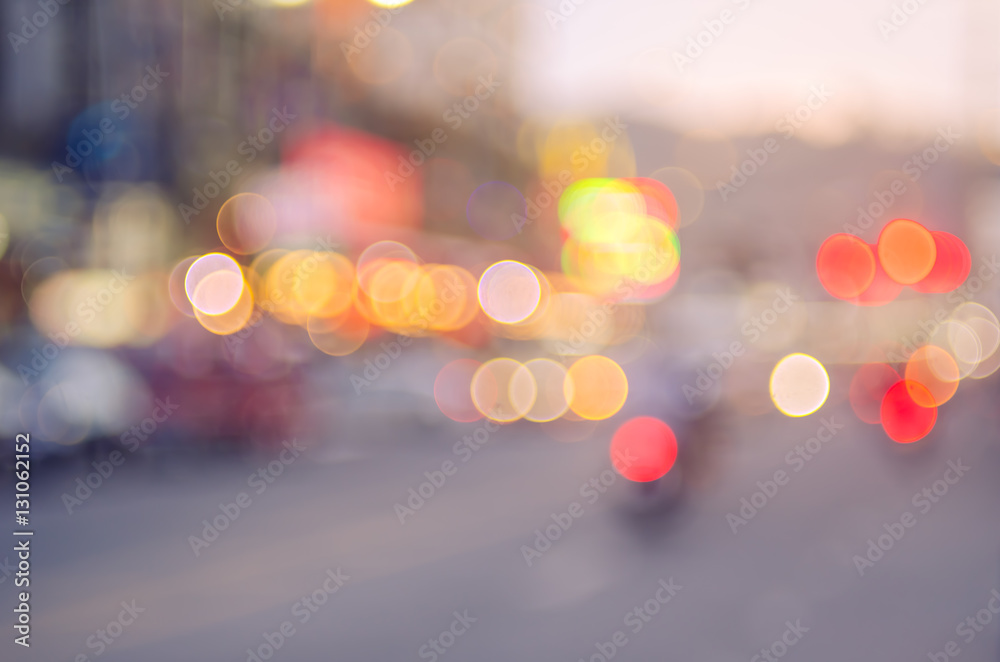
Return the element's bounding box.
[29,269,152,348]
[297,252,354,318]
[194,278,255,336]
[407,264,478,334]
[523,358,571,422]
[564,355,628,420]
[558,178,680,298]
[307,305,370,357]
[471,358,536,423]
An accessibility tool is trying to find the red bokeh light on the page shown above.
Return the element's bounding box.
[623,177,679,229]
[880,379,937,443]
[282,126,424,248]
[911,231,971,294]
[610,416,678,482]
[816,234,876,300]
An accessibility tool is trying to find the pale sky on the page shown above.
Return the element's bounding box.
[514,0,999,141]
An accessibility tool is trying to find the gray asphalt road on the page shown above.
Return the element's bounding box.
[2,382,999,662]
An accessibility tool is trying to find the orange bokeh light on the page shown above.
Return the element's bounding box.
[904,345,960,407]
[877,218,936,285]
[565,355,628,420]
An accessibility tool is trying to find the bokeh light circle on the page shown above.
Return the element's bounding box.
[769,353,830,417]
[355,241,420,313]
[877,219,936,285]
[950,302,1000,366]
[881,380,937,443]
[216,193,277,256]
[610,417,678,482]
[938,320,981,379]
[306,306,370,356]
[816,234,875,299]
[185,253,245,315]
[852,246,904,306]
[471,358,536,423]
[477,260,542,324]
[849,363,899,424]
[434,359,483,422]
[904,345,959,407]
[565,355,628,420]
[522,358,571,423]
[193,277,254,335]
[168,256,199,317]
[911,231,971,293]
